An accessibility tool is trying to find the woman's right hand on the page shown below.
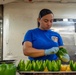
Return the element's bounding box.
[44,47,59,55]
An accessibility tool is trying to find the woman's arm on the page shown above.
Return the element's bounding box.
[23,41,45,57]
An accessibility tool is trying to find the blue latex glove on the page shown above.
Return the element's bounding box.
[44,47,59,55]
[60,54,70,62]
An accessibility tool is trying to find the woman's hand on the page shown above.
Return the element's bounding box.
[44,47,59,55]
[60,54,70,62]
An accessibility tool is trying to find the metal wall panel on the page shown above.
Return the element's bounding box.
[0,5,3,61]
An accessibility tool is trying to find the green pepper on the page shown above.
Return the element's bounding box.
[56,60,61,71]
[0,63,16,75]
[56,47,70,62]
[34,60,40,71]
[32,60,36,71]
[70,60,76,71]
[47,60,52,71]
[52,60,59,71]
[32,60,41,71]
[70,60,74,71]
[59,48,68,53]
[39,60,46,71]
[4,63,16,75]
[45,60,49,67]
[26,63,32,71]
[73,62,76,71]
[24,60,32,71]
[0,63,6,75]
[17,59,25,71]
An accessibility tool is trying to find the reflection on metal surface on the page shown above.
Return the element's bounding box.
[52,19,76,61]
[0,5,3,61]
[60,34,75,45]
[52,22,75,33]
[52,20,75,45]
[0,20,3,61]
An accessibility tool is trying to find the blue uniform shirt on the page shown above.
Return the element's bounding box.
[22,28,64,61]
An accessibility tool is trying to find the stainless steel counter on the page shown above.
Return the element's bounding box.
[18,71,76,75]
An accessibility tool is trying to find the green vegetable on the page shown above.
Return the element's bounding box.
[0,63,16,75]
[47,60,61,71]
[4,64,16,75]
[61,54,70,62]
[56,48,67,57]
[39,60,46,71]
[45,60,49,67]
[17,59,61,71]
[24,60,32,71]
[17,59,32,71]
[47,60,52,71]
[56,47,70,62]
[32,60,39,71]
[59,47,68,53]
[32,60,46,71]
[70,60,76,71]
[52,60,59,71]
[17,59,25,71]
[0,63,6,75]
[32,60,43,71]
[56,60,61,70]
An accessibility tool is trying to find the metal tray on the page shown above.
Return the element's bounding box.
[17,70,76,75]
[0,60,15,64]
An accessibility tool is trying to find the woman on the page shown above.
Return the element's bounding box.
[22,8,69,62]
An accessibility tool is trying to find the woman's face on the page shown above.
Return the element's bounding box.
[38,14,54,30]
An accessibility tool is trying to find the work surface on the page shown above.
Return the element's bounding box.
[18,71,76,75]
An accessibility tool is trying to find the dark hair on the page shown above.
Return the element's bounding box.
[38,8,53,27]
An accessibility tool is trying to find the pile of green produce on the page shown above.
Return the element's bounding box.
[46,60,61,71]
[17,59,61,71]
[56,47,70,62]
[0,63,16,75]
[70,60,76,71]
